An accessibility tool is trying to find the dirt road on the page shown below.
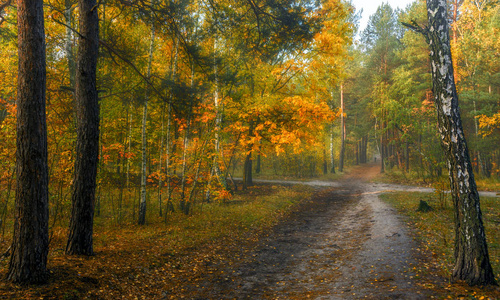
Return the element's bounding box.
[199,164,431,299]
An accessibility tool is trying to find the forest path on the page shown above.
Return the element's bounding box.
[202,164,432,299]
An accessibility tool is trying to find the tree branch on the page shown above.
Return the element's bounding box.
[402,20,428,33]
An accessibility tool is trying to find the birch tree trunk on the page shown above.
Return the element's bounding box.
[164,38,179,217]
[329,88,336,173]
[64,0,75,88]
[8,0,49,283]
[66,0,100,255]
[205,36,221,202]
[406,0,496,285]
[179,62,195,215]
[126,103,132,190]
[138,13,156,225]
[338,84,345,172]
[330,124,335,174]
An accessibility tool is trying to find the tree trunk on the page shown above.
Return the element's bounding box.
[164,37,179,218]
[362,135,368,163]
[243,151,253,190]
[126,103,132,194]
[339,84,345,172]
[380,127,385,173]
[205,35,222,202]
[256,154,261,174]
[412,0,496,285]
[330,124,335,173]
[138,13,156,225]
[243,123,254,189]
[66,0,99,256]
[323,148,327,175]
[64,0,75,88]
[158,106,164,216]
[179,62,195,215]
[355,140,359,165]
[8,0,49,283]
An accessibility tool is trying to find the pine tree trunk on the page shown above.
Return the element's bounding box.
[380,126,385,173]
[66,0,99,256]
[8,0,49,283]
[414,0,496,285]
[362,135,368,163]
[355,140,359,165]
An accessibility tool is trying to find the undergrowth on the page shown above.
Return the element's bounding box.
[0,184,313,299]
[377,167,500,193]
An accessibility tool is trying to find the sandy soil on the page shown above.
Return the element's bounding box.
[195,164,434,299]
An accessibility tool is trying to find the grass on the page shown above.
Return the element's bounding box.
[377,167,500,192]
[476,176,500,192]
[380,191,500,299]
[0,183,314,299]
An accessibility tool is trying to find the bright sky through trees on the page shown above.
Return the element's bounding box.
[352,0,416,31]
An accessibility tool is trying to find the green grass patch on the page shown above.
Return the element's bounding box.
[381,191,500,298]
[376,167,500,193]
[475,176,500,192]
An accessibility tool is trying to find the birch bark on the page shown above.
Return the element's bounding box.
[405,0,496,285]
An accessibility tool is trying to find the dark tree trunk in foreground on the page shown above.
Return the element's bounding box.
[66,0,99,255]
[243,151,253,190]
[405,0,496,286]
[7,0,49,283]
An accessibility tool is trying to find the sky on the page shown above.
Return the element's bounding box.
[351,0,417,33]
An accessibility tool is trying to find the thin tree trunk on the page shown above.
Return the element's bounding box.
[8,0,49,283]
[179,62,195,215]
[406,0,496,285]
[64,0,75,88]
[243,123,254,189]
[339,84,345,172]
[158,106,164,216]
[380,123,385,173]
[164,37,179,218]
[138,12,156,225]
[66,0,100,256]
[126,103,132,194]
[205,36,222,202]
[323,148,328,175]
[405,140,410,172]
[355,140,359,165]
[330,124,335,173]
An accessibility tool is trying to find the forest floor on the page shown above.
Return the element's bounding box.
[1,164,500,299]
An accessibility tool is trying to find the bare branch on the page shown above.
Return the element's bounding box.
[401,20,428,36]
